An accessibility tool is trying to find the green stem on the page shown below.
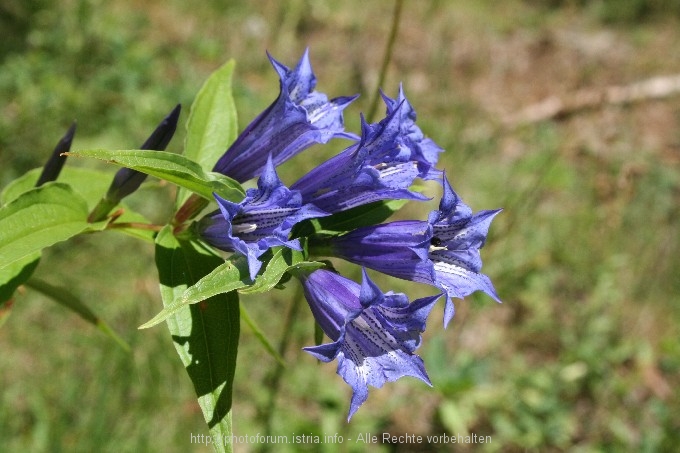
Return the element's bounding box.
[106,222,164,232]
[173,193,209,227]
[240,304,286,366]
[305,234,334,258]
[87,196,119,223]
[366,0,405,122]
[258,284,304,453]
[26,278,131,352]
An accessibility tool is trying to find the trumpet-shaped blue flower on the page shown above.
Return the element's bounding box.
[380,85,443,182]
[298,268,439,420]
[328,175,501,327]
[291,94,441,213]
[213,49,358,183]
[198,157,328,280]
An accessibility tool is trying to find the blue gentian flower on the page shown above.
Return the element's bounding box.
[291,96,440,213]
[328,175,501,327]
[297,268,439,420]
[380,84,443,181]
[198,156,328,280]
[212,49,358,183]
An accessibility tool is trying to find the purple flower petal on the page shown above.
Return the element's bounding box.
[328,174,501,327]
[291,104,432,213]
[298,268,438,420]
[380,85,444,181]
[198,156,328,279]
[213,49,358,182]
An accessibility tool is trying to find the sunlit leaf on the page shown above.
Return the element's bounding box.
[178,60,238,207]
[140,254,249,329]
[293,199,408,237]
[0,183,105,271]
[66,149,244,203]
[1,167,154,239]
[154,225,238,452]
[141,244,323,329]
[238,246,324,295]
[2,167,115,208]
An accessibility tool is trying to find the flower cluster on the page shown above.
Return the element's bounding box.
[196,50,501,420]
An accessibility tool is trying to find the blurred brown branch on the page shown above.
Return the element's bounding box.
[504,74,680,127]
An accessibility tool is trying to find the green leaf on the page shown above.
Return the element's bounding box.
[141,244,324,329]
[140,254,249,329]
[1,168,45,205]
[0,183,103,271]
[184,60,237,170]
[154,225,239,452]
[66,149,244,203]
[238,246,324,295]
[179,60,238,207]
[1,167,154,238]
[293,199,409,237]
[25,278,130,352]
[2,167,117,208]
[0,252,40,304]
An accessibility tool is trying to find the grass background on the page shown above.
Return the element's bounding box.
[1,0,679,451]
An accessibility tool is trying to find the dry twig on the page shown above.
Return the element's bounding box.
[504,74,680,127]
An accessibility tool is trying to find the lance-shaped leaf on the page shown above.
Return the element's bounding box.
[141,244,322,329]
[0,183,104,271]
[154,226,239,452]
[1,167,157,242]
[293,199,408,238]
[66,149,244,203]
[3,167,129,208]
[0,252,40,306]
[178,60,238,208]
[26,278,130,351]
[1,126,77,306]
[140,253,250,329]
[237,245,323,295]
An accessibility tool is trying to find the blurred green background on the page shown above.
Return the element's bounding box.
[1,0,679,452]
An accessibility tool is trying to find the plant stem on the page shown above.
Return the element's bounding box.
[258,284,304,452]
[106,222,164,232]
[366,0,404,122]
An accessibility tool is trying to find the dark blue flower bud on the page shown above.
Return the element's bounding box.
[106,104,181,201]
[88,104,181,222]
[36,122,77,187]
